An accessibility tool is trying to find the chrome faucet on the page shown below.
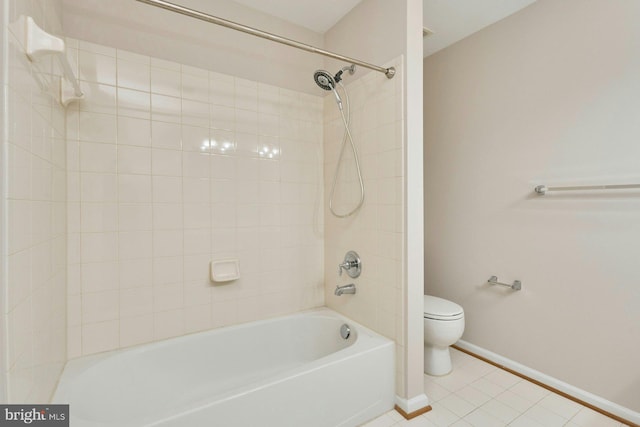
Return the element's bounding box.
[334,283,356,296]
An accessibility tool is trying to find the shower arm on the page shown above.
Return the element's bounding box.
[136,0,395,79]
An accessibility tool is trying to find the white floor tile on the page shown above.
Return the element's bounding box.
[508,380,550,404]
[424,376,452,402]
[480,399,520,424]
[462,408,506,427]
[523,403,569,427]
[470,377,506,398]
[396,415,437,427]
[449,419,472,427]
[508,414,545,427]
[538,393,582,419]
[495,389,535,413]
[568,407,622,427]
[422,403,460,427]
[458,358,496,380]
[359,413,399,427]
[455,385,492,407]
[438,394,476,418]
[484,369,522,389]
[386,410,405,423]
[430,368,475,393]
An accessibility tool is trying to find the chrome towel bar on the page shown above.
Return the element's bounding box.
[535,183,640,195]
[488,276,521,291]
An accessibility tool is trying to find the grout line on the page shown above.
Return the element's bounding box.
[451,345,637,427]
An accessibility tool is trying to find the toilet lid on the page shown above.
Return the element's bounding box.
[424,295,464,320]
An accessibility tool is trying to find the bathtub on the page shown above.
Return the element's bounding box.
[53,308,395,426]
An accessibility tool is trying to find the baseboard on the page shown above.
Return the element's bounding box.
[394,394,430,419]
[454,340,640,427]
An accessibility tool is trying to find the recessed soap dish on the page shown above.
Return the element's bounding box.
[210,259,240,282]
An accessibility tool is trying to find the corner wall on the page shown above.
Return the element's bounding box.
[1,0,67,402]
[323,0,425,409]
[424,0,640,413]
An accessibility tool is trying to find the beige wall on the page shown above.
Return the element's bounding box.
[65,39,325,357]
[424,0,640,412]
[61,0,323,94]
[1,0,67,402]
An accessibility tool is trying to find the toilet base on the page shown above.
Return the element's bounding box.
[424,345,452,376]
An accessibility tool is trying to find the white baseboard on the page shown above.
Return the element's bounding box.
[395,393,430,415]
[456,340,640,426]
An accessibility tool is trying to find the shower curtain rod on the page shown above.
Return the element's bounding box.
[135,0,396,79]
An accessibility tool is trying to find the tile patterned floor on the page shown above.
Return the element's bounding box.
[361,348,630,427]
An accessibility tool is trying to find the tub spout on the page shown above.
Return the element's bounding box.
[334,283,356,296]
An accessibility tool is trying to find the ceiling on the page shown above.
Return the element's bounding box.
[422,0,538,57]
[233,0,537,57]
[232,0,363,33]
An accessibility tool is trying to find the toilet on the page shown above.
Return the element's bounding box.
[423,295,465,376]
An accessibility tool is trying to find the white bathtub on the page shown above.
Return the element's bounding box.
[53,308,395,426]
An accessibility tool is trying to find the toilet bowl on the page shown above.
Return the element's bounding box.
[424,295,465,376]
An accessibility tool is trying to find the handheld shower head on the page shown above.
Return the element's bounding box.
[314,70,335,91]
[313,69,343,110]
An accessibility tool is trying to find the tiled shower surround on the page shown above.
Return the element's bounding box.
[323,60,405,393]
[3,2,67,402]
[65,39,325,357]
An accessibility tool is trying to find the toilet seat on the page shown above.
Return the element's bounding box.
[424,295,464,321]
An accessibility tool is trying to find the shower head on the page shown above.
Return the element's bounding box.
[313,70,336,91]
[314,69,343,110]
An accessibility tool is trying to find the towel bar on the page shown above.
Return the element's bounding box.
[488,276,521,291]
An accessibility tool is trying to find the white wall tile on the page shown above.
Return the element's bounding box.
[119,231,153,260]
[153,309,184,340]
[82,320,119,355]
[120,287,153,317]
[119,315,153,347]
[82,290,119,323]
[118,203,152,231]
[153,203,183,230]
[151,94,181,123]
[68,43,325,358]
[79,112,117,143]
[80,142,117,173]
[78,51,116,85]
[78,82,117,115]
[118,88,150,119]
[118,117,151,147]
[81,172,118,202]
[81,232,118,263]
[181,73,208,102]
[118,146,151,175]
[81,202,118,232]
[151,120,181,149]
[117,59,150,92]
[118,174,152,203]
[119,259,153,289]
[181,125,210,152]
[151,67,181,97]
[181,99,209,127]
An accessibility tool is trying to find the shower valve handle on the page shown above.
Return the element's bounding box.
[337,251,361,278]
[338,261,354,276]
